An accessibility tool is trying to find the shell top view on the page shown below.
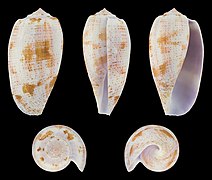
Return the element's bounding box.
[125,125,179,172]
[149,8,204,116]
[8,8,63,116]
[32,125,87,172]
[83,9,131,115]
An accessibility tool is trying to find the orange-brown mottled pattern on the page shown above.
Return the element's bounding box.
[157,31,179,53]
[160,129,173,139]
[35,40,53,68]
[40,157,44,161]
[149,12,189,114]
[166,149,178,168]
[9,64,17,74]
[92,44,101,49]
[120,41,127,49]
[106,19,130,114]
[83,15,107,102]
[22,84,36,96]
[50,17,58,21]
[45,76,57,96]
[30,18,42,23]
[94,55,107,69]
[132,131,142,142]
[64,130,74,141]
[99,32,106,41]
[10,42,14,49]
[22,44,34,62]
[152,61,169,77]
[39,131,53,140]
[130,144,139,156]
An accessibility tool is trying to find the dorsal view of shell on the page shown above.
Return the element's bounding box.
[83,9,131,115]
[149,9,204,116]
[8,8,63,115]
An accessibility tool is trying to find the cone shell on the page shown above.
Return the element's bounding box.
[83,9,131,115]
[32,125,87,172]
[8,9,63,115]
[149,9,204,116]
[125,125,179,172]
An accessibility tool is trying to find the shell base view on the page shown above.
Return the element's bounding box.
[125,125,179,172]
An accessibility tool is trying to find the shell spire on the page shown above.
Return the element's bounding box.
[32,125,87,172]
[95,8,115,16]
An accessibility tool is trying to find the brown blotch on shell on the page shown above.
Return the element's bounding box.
[95,55,107,67]
[157,31,178,45]
[130,146,134,156]
[64,130,74,141]
[50,17,58,21]
[23,84,36,96]
[35,40,53,67]
[22,44,34,62]
[10,42,14,49]
[166,149,178,168]
[55,125,63,129]
[182,44,187,50]
[39,131,53,140]
[15,95,22,101]
[30,18,42,23]
[92,44,101,49]
[49,76,57,89]
[152,61,168,77]
[160,129,173,139]
[114,96,120,104]
[84,31,89,37]
[37,81,42,86]
[37,147,41,152]
[99,32,106,41]
[120,42,127,49]
[40,157,44,161]
[132,131,142,142]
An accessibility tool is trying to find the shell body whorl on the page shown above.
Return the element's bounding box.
[83,9,131,115]
[149,9,204,116]
[8,8,63,115]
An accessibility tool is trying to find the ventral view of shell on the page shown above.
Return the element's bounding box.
[125,125,179,172]
[149,9,204,116]
[8,8,63,116]
[83,9,131,115]
[32,125,87,172]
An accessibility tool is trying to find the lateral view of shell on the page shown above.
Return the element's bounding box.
[8,8,63,115]
[32,125,86,172]
[83,9,131,115]
[149,9,204,116]
[125,125,179,172]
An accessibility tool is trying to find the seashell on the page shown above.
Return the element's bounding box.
[149,9,204,116]
[8,8,63,115]
[83,9,131,115]
[125,125,179,172]
[32,125,86,172]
